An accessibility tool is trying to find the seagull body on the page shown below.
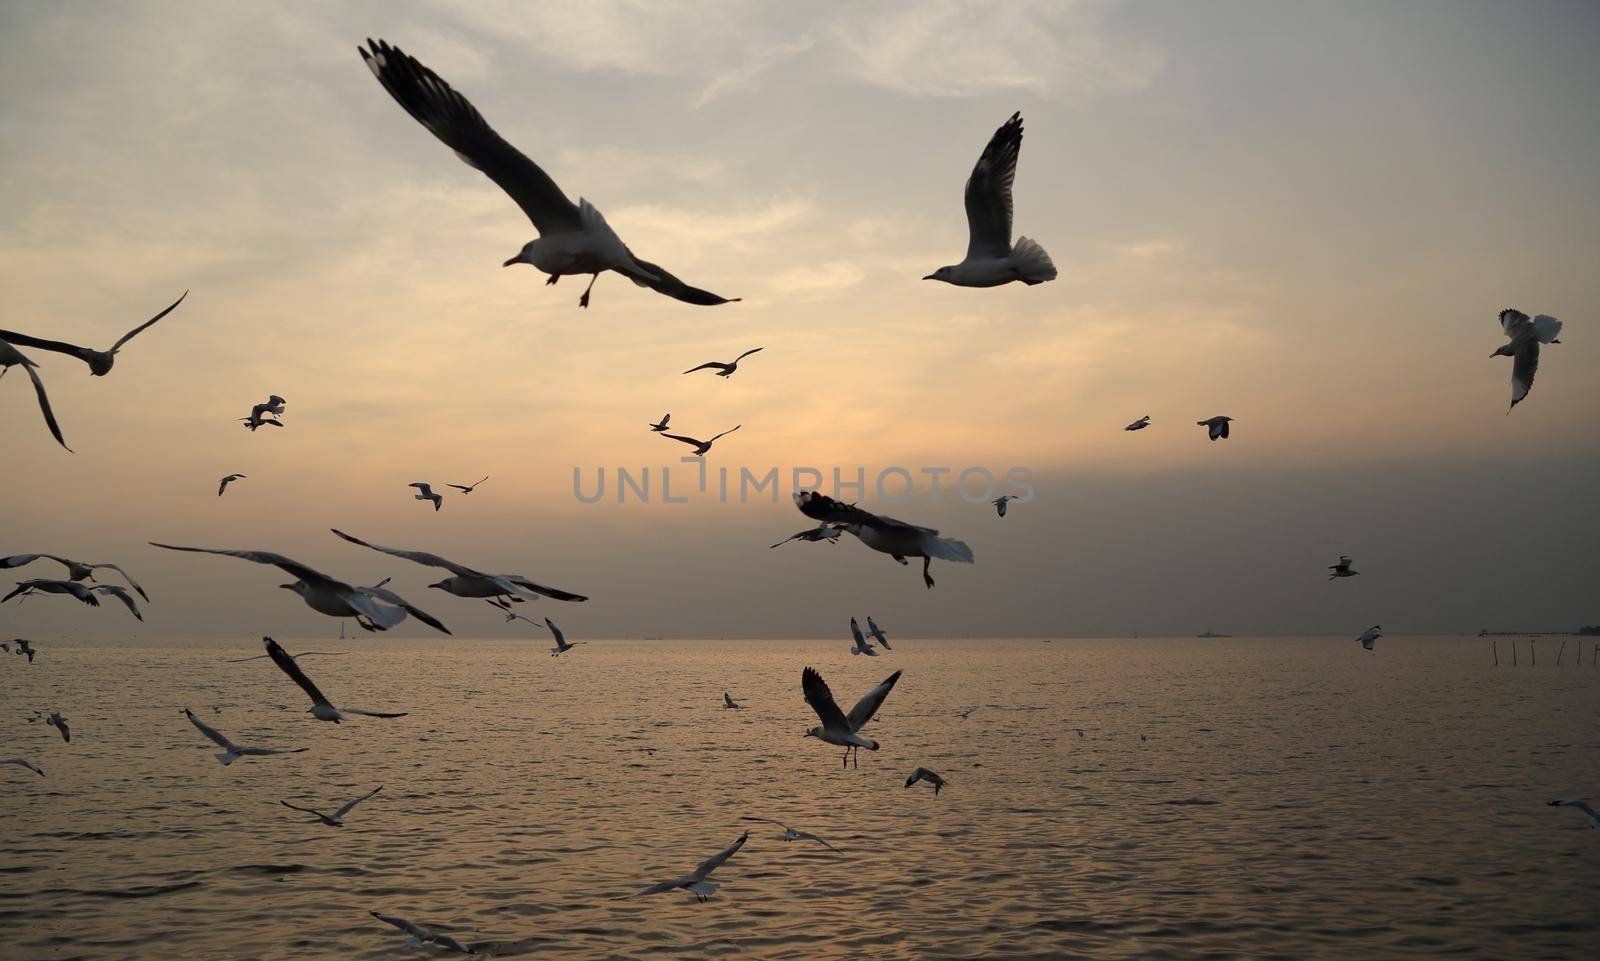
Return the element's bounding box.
[992,495,1017,517]
[218,473,246,497]
[149,542,451,633]
[0,337,70,451]
[1329,555,1359,579]
[724,692,740,709]
[629,832,749,902]
[282,785,383,827]
[1355,625,1382,651]
[740,817,838,851]
[360,39,738,310]
[683,347,764,378]
[182,708,305,765]
[866,616,891,650]
[1125,415,1151,432]
[331,528,588,604]
[47,711,70,743]
[409,482,443,511]
[370,912,473,954]
[1197,416,1233,441]
[649,413,671,432]
[546,618,578,656]
[263,637,408,722]
[801,666,902,768]
[245,395,286,422]
[1,554,148,599]
[795,491,973,588]
[905,767,947,796]
[769,522,844,549]
[0,291,186,377]
[848,617,878,656]
[2,758,44,777]
[956,707,976,720]
[1493,309,1563,410]
[660,424,740,456]
[924,113,1055,288]
[1548,799,1600,829]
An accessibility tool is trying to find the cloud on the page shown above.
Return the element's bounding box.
[695,36,816,108]
[769,260,866,296]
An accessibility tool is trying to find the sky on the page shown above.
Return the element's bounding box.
[2,0,1597,640]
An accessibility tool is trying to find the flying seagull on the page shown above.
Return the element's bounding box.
[331,528,588,604]
[0,338,70,451]
[90,585,143,620]
[866,616,891,651]
[724,692,741,709]
[649,413,671,432]
[801,666,902,768]
[0,291,186,377]
[660,425,740,456]
[409,482,443,511]
[795,490,973,588]
[263,636,408,722]
[2,759,44,777]
[0,554,149,600]
[1493,309,1563,410]
[3,579,117,616]
[769,522,844,549]
[359,39,739,310]
[245,395,286,422]
[739,817,838,851]
[628,831,749,902]
[12,639,36,663]
[1355,625,1382,651]
[924,112,1055,288]
[992,495,1017,517]
[218,473,246,497]
[546,618,578,656]
[955,707,976,720]
[906,767,948,796]
[1197,416,1233,441]
[1125,415,1151,431]
[447,476,489,494]
[1547,799,1600,829]
[369,912,473,954]
[182,707,305,766]
[683,347,764,378]
[149,542,451,634]
[240,412,283,431]
[225,649,348,664]
[46,711,69,743]
[848,617,879,656]
[281,785,383,827]
[1329,555,1359,579]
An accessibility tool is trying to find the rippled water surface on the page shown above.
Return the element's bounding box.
[2,635,1597,959]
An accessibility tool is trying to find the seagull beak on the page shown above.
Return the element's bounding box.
[502,254,522,268]
[278,583,296,591]
[921,273,936,281]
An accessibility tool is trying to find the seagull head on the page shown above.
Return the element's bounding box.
[1491,343,1515,357]
[279,581,308,597]
[923,266,955,283]
[803,727,821,740]
[427,577,454,592]
[502,241,539,268]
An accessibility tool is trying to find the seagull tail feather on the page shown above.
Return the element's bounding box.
[1010,236,1057,285]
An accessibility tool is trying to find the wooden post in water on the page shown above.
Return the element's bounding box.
[1557,641,1566,666]
[1512,639,1518,666]
[1530,639,1537,666]
[1492,640,1498,666]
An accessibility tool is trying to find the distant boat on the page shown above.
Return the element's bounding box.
[1196,630,1232,638]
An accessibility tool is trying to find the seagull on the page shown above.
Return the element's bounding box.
[660,425,740,456]
[218,474,246,497]
[91,584,143,620]
[245,395,286,421]
[12,639,36,663]
[447,476,489,494]
[628,831,749,902]
[263,637,408,722]
[369,912,473,954]
[739,817,838,851]
[3,578,115,615]
[331,529,588,604]
[992,495,1017,517]
[723,692,741,709]
[866,616,891,651]
[1355,625,1382,651]
[409,482,443,511]
[149,542,451,634]
[0,338,70,451]
[1493,309,1563,410]
[492,601,542,627]
[0,554,149,600]
[1547,799,1600,829]
[1329,555,1359,579]
[649,413,671,432]
[225,649,348,664]
[683,347,764,378]
[546,618,579,656]
[955,707,976,720]
[905,767,948,796]
[1197,416,1233,441]
[795,490,974,589]
[281,785,383,827]
[182,707,306,766]
[46,711,69,743]
[360,39,739,310]
[2,759,44,777]
[923,112,1056,288]
[0,291,186,377]
[801,666,902,768]
[1124,415,1151,431]
[848,618,879,656]
[769,522,844,549]
[239,412,283,431]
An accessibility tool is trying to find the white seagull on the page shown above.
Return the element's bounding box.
[866,616,891,651]
[1125,415,1151,431]
[369,912,473,954]
[47,711,69,743]
[683,347,764,378]
[0,291,186,377]
[264,637,408,722]
[723,692,741,710]
[546,618,579,656]
[739,817,838,851]
[1547,799,1600,829]
[628,831,749,902]
[1197,415,1233,441]
[801,666,902,768]
[906,767,948,796]
[218,473,246,497]
[1355,625,1383,651]
[992,495,1017,517]
[331,529,587,604]
[182,708,306,766]
[2,758,45,777]
[360,39,739,310]
[795,491,973,589]
[282,785,383,827]
[848,618,879,656]
[0,337,70,451]
[660,424,740,456]
[924,112,1056,288]
[649,413,671,432]
[409,482,443,511]
[1493,309,1563,410]
[149,542,451,634]
[0,553,148,600]
[447,475,489,494]
[1329,556,1359,579]
[769,522,844,549]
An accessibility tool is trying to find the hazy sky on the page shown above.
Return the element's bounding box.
[3,1,1597,640]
